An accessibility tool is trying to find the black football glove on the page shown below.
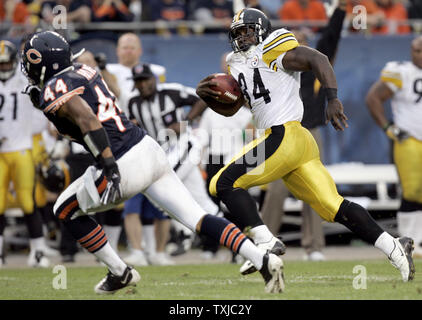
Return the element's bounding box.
[384,123,409,142]
[23,85,41,109]
[100,157,123,205]
[94,53,107,71]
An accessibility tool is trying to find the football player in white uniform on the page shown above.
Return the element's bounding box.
[366,36,422,256]
[0,40,51,267]
[106,32,166,115]
[197,8,415,282]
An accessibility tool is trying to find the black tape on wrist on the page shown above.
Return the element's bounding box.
[325,88,338,101]
[83,128,111,159]
[383,121,393,132]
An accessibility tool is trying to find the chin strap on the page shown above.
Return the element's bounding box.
[72,48,86,61]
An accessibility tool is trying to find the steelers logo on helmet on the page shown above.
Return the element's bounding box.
[21,31,73,86]
[0,40,18,81]
[229,8,271,53]
[37,159,70,193]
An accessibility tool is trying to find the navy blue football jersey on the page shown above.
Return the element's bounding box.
[40,63,146,159]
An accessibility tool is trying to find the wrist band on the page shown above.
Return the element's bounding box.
[383,121,393,131]
[83,127,111,159]
[325,88,338,101]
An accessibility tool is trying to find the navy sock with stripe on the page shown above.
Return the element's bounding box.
[199,214,266,269]
[64,215,108,253]
[63,215,126,275]
[199,214,247,254]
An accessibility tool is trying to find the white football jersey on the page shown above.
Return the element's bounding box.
[32,107,49,135]
[227,28,302,129]
[107,63,166,115]
[380,61,422,141]
[0,69,33,152]
[198,106,252,159]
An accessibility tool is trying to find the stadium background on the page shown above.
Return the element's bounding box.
[1,31,411,238]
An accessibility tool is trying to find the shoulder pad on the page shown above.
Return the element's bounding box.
[381,61,404,90]
[261,28,298,69]
[41,71,86,114]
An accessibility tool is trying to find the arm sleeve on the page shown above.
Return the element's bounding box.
[315,7,346,61]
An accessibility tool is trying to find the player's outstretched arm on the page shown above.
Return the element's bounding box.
[282,46,348,131]
[365,80,394,129]
[57,95,123,204]
[366,80,408,141]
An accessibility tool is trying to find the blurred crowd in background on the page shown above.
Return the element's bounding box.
[1,0,422,38]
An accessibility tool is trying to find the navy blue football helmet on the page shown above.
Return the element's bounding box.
[229,8,271,53]
[21,31,73,87]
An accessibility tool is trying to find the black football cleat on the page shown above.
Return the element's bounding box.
[94,266,141,294]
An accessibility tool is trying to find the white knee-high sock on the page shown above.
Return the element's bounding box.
[94,242,127,276]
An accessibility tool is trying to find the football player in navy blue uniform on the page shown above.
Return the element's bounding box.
[21,31,286,294]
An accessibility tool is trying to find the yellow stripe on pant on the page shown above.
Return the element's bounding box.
[0,149,35,214]
[209,121,344,222]
[393,137,422,204]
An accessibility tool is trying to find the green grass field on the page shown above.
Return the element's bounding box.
[1,259,422,300]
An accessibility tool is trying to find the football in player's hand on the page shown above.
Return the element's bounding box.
[201,73,245,117]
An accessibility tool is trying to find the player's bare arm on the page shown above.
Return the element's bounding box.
[57,95,122,204]
[365,80,394,129]
[196,75,220,99]
[185,99,208,122]
[57,95,113,159]
[101,70,120,98]
[366,80,408,141]
[283,46,348,131]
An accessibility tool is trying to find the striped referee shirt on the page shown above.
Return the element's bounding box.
[127,83,199,142]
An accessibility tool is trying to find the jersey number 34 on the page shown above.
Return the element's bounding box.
[237,69,271,106]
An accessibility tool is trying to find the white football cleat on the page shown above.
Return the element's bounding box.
[259,253,285,293]
[95,266,141,294]
[240,236,286,275]
[388,237,415,282]
[40,245,60,257]
[27,250,50,268]
[303,251,326,262]
[124,250,148,267]
[148,252,175,266]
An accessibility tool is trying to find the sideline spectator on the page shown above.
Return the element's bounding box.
[408,0,422,20]
[42,0,92,24]
[279,0,327,29]
[0,0,29,24]
[373,0,410,34]
[193,0,234,31]
[346,0,385,33]
[92,0,134,22]
[147,0,187,21]
[145,0,188,35]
